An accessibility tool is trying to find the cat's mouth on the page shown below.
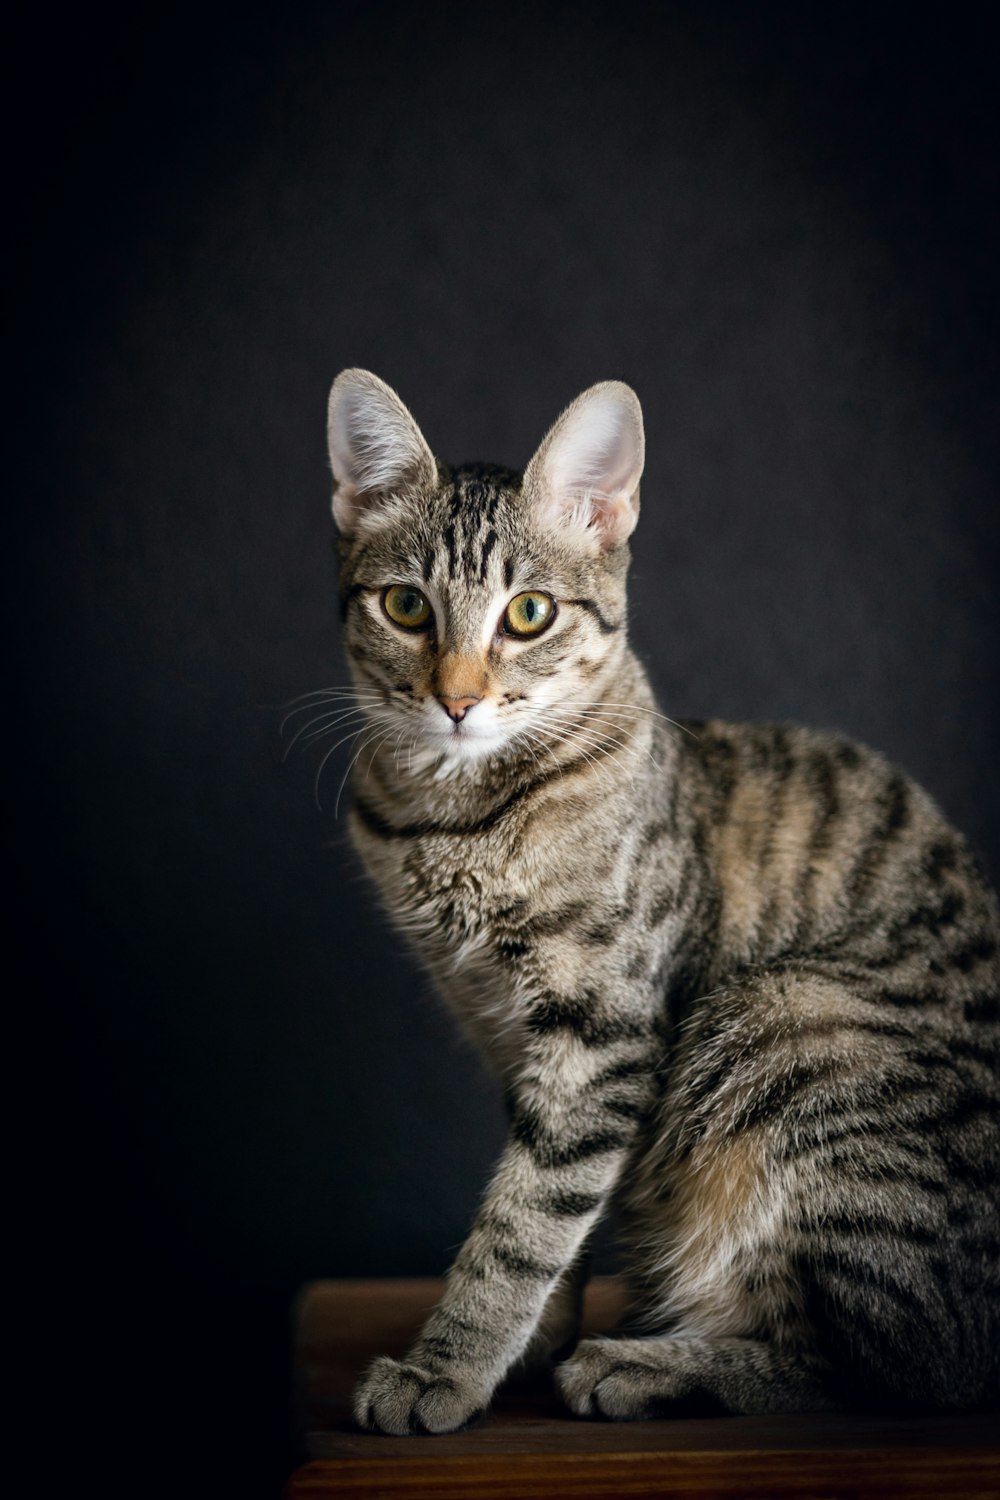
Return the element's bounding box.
[421,701,508,762]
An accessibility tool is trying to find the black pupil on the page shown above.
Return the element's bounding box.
[401,591,421,615]
[524,597,538,622]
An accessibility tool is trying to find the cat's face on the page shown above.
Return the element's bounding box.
[329,372,645,769]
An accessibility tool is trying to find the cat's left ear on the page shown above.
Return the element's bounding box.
[522,381,645,551]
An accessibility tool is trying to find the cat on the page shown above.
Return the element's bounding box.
[320,367,999,1434]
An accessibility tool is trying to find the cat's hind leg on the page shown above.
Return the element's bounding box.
[556,1333,837,1418]
[610,960,998,1416]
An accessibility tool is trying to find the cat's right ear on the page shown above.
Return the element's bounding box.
[327,370,438,536]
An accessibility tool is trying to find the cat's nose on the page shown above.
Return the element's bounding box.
[437,695,481,722]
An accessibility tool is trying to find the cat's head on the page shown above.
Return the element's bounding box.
[328,369,645,768]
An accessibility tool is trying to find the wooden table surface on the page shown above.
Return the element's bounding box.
[285,1278,1000,1498]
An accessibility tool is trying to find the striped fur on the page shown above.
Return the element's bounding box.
[323,371,999,1433]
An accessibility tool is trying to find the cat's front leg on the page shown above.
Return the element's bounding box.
[354,1009,657,1435]
[520,1248,591,1368]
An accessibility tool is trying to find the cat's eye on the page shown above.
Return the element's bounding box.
[502,591,556,638]
[382,585,433,631]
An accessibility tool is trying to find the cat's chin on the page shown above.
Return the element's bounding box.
[409,725,513,778]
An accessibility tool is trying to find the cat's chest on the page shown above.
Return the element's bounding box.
[401,847,499,953]
[433,858,533,1070]
[388,829,534,967]
[356,824,539,1070]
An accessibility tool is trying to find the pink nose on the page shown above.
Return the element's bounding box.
[437,695,480,722]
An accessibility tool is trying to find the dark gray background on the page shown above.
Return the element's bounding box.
[13,2,998,1490]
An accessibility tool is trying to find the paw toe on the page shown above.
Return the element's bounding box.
[554,1338,611,1417]
[555,1338,666,1423]
[354,1357,485,1435]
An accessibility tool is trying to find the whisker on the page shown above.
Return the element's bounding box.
[542,706,660,771]
[571,699,700,739]
[333,723,397,818]
[283,707,371,759]
[282,685,383,706]
[280,687,383,716]
[296,708,378,749]
[392,729,406,775]
[312,723,382,809]
[513,723,619,784]
[551,724,628,757]
[545,714,647,789]
[279,689,384,735]
[540,711,629,750]
[357,726,395,785]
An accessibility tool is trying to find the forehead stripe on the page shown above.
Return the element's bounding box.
[479,529,498,583]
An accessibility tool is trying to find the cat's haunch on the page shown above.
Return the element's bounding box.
[321,369,999,1434]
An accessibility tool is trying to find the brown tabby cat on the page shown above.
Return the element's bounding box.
[319,368,998,1434]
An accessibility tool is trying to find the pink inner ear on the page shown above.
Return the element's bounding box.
[531,383,645,550]
[327,370,438,535]
[592,489,640,548]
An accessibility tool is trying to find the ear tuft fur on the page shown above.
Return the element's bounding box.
[327,370,437,535]
[523,381,645,551]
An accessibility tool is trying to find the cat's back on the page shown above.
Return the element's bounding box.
[672,716,1000,1033]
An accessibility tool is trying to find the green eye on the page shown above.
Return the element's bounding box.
[383,585,432,630]
[503,591,556,638]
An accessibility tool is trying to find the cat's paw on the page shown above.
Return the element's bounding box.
[354,1356,488,1436]
[555,1337,679,1421]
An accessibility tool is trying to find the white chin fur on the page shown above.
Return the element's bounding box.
[412,706,511,771]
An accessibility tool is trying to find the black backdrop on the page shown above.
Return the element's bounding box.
[13,3,998,1491]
